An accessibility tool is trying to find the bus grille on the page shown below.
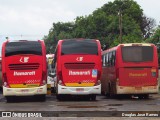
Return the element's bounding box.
[64,63,95,69]
[8,63,40,70]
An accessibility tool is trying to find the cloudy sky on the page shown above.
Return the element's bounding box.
[0,0,160,48]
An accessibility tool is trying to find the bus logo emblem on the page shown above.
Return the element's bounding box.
[20,57,29,63]
[76,57,83,61]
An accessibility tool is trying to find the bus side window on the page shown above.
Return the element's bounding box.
[111,51,116,66]
[46,58,48,70]
[102,55,106,67]
[109,52,112,66]
[106,53,109,66]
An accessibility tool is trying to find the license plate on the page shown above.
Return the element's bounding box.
[76,88,84,92]
[21,89,29,92]
[135,87,142,90]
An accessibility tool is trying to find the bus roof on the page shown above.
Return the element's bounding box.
[118,43,154,46]
[102,43,155,54]
[6,40,43,42]
[59,38,99,41]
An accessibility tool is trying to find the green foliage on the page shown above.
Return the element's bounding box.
[44,0,156,53]
[145,27,160,64]
[145,27,160,44]
[44,22,75,53]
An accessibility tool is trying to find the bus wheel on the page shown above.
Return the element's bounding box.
[38,95,46,102]
[56,95,64,101]
[6,96,13,103]
[108,84,113,98]
[143,94,149,99]
[105,92,110,97]
[139,94,149,99]
[90,95,96,101]
[144,94,149,99]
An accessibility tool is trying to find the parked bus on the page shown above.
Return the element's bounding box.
[53,39,102,100]
[101,43,159,99]
[2,40,47,102]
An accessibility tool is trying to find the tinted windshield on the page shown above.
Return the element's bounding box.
[122,46,153,62]
[5,41,42,57]
[61,39,98,55]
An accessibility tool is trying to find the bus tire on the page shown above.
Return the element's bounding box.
[144,94,149,99]
[38,95,46,102]
[6,96,13,103]
[108,83,112,97]
[139,94,149,99]
[56,95,63,101]
[90,95,96,101]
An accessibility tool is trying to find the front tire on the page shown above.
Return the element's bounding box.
[6,96,14,103]
[37,95,46,102]
[90,95,96,101]
[56,94,64,101]
[138,94,149,99]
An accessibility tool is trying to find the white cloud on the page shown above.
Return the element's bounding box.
[135,0,160,24]
[0,0,111,52]
[0,0,111,37]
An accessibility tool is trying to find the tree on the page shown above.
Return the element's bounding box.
[141,15,156,39]
[44,22,75,53]
[44,0,157,53]
[146,27,160,44]
[145,26,160,64]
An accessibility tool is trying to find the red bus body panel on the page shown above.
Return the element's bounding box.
[5,55,43,87]
[61,55,101,86]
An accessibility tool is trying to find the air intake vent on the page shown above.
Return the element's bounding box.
[9,63,40,70]
[65,63,95,69]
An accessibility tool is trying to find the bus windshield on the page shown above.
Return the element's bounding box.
[61,40,98,55]
[5,41,42,57]
[122,46,153,62]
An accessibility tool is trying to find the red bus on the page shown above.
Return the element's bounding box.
[53,39,102,100]
[2,40,47,102]
[101,43,159,99]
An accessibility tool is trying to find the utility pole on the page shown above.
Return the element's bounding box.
[118,10,122,43]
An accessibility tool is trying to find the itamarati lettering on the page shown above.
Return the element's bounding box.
[69,70,90,75]
[14,71,35,76]
[129,73,147,77]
